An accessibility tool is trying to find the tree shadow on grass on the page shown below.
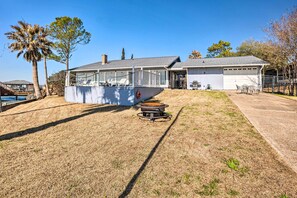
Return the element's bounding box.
[0,103,77,117]
[119,107,184,198]
[0,105,130,142]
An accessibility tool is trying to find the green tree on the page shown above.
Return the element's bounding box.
[131,54,134,59]
[206,40,235,58]
[48,16,91,71]
[237,39,287,69]
[5,21,53,99]
[121,48,125,60]
[189,50,202,59]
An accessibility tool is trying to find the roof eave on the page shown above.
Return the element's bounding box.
[183,63,270,69]
[71,65,169,72]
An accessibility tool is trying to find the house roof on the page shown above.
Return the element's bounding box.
[71,56,180,71]
[4,80,33,85]
[181,56,269,68]
[168,62,185,70]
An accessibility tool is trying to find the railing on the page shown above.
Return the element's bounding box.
[0,82,15,94]
[263,76,297,96]
[0,82,14,92]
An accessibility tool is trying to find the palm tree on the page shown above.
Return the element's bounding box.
[5,21,53,99]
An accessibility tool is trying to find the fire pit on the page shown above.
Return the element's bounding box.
[137,102,172,121]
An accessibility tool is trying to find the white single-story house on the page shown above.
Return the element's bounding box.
[65,55,180,105]
[65,55,268,105]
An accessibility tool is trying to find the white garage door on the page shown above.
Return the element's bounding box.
[223,67,259,90]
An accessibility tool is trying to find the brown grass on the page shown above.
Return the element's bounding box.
[0,90,296,197]
[273,93,297,101]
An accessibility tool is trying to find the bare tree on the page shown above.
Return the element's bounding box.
[268,8,297,95]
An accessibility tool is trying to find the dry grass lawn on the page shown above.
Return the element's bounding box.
[0,90,296,197]
[273,93,297,101]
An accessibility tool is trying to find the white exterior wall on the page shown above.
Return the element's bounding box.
[186,66,262,90]
[187,68,223,90]
[65,86,163,106]
[223,67,260,89]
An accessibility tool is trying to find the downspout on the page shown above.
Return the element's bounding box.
[260,64,264,91]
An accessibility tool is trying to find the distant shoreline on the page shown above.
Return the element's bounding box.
[0,96,26,106]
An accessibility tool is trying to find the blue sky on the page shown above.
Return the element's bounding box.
[0,0,296,84]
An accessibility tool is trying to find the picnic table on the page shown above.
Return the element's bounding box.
[236,84,260,94]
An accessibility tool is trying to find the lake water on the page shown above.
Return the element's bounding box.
[0,96,26,105]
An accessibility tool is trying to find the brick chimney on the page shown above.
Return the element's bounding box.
[102,54,108,65]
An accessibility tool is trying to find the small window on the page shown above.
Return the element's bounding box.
[234,68,237,70]
[243,68,246,70]
[248,68,251,70]
[224,68,227,70]
[253,68,257,70]
[229,69,232,70]
[238,68,242,70]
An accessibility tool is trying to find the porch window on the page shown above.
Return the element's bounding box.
[142,69,166,87]
[76,72,97,85]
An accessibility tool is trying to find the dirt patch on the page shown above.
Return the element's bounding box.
[0,92,296,197]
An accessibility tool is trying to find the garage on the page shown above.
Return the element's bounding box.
[178,56,268,90]
[223,67,259,90]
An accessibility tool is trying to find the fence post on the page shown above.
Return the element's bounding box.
[272,76,275,93]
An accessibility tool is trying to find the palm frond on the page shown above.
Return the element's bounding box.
[6,21,53,63]
[16,50,24,58]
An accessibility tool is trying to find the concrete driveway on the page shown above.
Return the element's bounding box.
[228,92,297,173]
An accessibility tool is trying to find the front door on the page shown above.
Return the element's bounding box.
[170,71,187,89]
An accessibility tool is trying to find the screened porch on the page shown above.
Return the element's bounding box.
[68,68,168,88]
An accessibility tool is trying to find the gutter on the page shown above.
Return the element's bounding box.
[260,64,265,91]
[183,63,270,69]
